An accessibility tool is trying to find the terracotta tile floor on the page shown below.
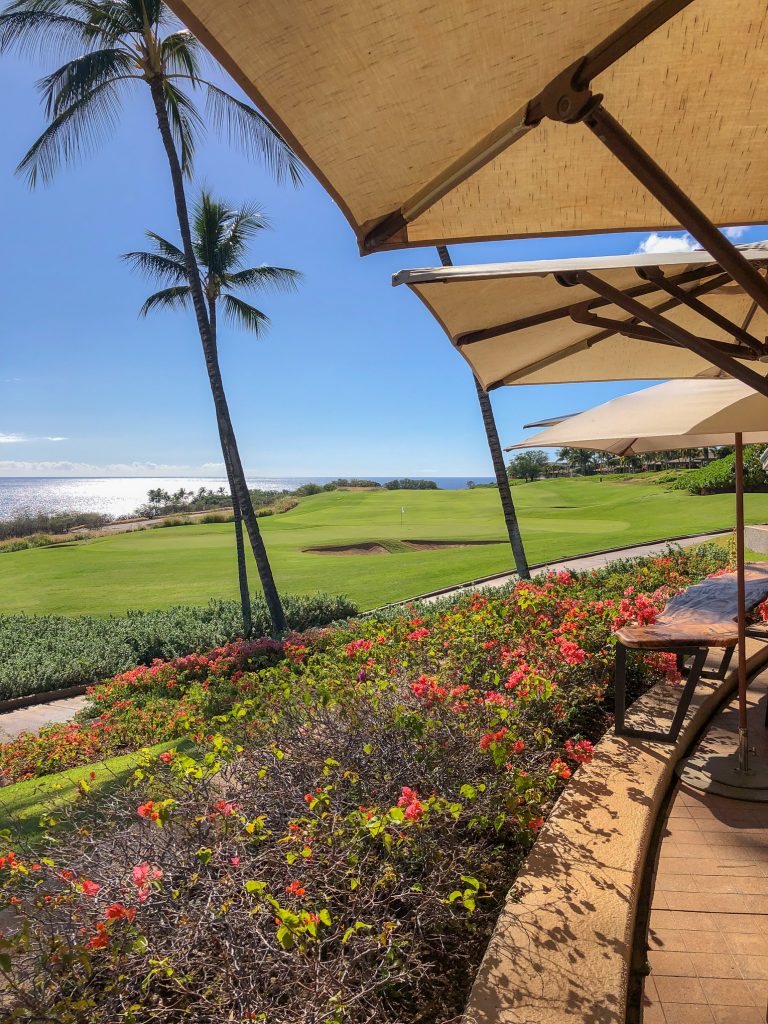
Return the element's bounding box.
[642,670,768,1023]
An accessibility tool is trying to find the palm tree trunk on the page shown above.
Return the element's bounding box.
[148,76,287,636]
[435,246,530,580]
[209,299,252,637]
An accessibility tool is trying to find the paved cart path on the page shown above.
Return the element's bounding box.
[0,532,728,740]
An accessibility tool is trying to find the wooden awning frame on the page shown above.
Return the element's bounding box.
[363,0,768,324]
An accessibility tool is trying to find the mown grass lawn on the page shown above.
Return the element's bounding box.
[2,477,768,614]
[0,740,182,845]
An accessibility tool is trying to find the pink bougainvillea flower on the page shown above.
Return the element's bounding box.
[403,800,425,821]
[230,857,241,867]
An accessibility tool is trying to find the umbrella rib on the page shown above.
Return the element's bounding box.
[455,264,729,348]
[362,0,696,251]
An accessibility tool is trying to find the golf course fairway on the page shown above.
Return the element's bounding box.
[3,477,768,615]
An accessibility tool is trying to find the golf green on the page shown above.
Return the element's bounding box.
[2,478,768,615]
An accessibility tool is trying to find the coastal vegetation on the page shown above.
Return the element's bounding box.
[0,545,731,1020]
[2,478,768,620]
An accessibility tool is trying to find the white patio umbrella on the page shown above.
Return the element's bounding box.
[509,376,768,785]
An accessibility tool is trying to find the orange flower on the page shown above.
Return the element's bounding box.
[285,880,306,896]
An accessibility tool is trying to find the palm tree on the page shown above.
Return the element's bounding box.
[124,190,301,634]
[435,246,530,579]
[0,0,301,636]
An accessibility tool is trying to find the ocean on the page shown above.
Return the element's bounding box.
[0,476,494,520]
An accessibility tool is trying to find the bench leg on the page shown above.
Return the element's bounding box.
[614,641,628,737]
[615,645,708,743]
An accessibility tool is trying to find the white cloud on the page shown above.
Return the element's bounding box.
[723,226,747,240]
[636,232,698,254]
[0,433,68,444]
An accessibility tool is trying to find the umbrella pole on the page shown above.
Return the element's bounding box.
[735,433,749,773]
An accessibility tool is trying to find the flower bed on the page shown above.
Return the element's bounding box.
[0,545,730,1022]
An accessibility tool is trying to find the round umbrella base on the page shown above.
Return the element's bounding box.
[679,749,768,802]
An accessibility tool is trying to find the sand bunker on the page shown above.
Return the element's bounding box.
[304,539,505,555]
[303,542,390,556]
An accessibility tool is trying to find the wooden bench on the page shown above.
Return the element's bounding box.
[614,564,768,742]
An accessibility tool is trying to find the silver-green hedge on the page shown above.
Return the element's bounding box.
[0,593,357,701]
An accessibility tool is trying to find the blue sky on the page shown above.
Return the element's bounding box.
[2,50,766,478]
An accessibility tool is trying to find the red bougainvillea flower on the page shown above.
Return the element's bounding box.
[137,801,159,822]
[105,903,136,923]
[397,786,425,821]
[549,758,572,780]
[528,817,544,832]
[84,923,109,950]
[285,880,306,896]
[159,751,174,764]
[479,727,508,751]
[513,740,526,753]
[565,739,595,764]
[559,640,587,665]
[406,627,431,642]
[81,879,101,897]
[214,800,236,816]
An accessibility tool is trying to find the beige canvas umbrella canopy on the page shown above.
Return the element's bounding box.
[168,1,768,262]
[509,376,768,787]
[394,246,768,395]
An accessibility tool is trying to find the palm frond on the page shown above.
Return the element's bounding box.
[16,77,127,186]
[163,81,202,177]
[0,8,92,60]
[221,293,270,336]
[145,230,185,263]
[39,47,135,117]
[203,82,303,187]
[122,249,187,284]
[138,285,192,317]
[215,202,269,274]
[161,29,203,77]
[224,266,301,294]
[82,1,145,42]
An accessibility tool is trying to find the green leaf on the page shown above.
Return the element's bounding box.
[245,880,266,894]
[318,908,331,926]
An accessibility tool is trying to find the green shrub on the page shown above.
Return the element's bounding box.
[0,593,358,701]
[673,445,768,494]
[0,511,110,541]
[384,478,439,489]
[198,511,234,524]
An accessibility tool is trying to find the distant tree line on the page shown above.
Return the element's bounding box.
[135,478,440,517]
[507,446,724,482]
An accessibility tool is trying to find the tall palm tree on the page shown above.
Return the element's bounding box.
[436,245,530,579]
[0,0,301,636]
[124,190,301,634]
